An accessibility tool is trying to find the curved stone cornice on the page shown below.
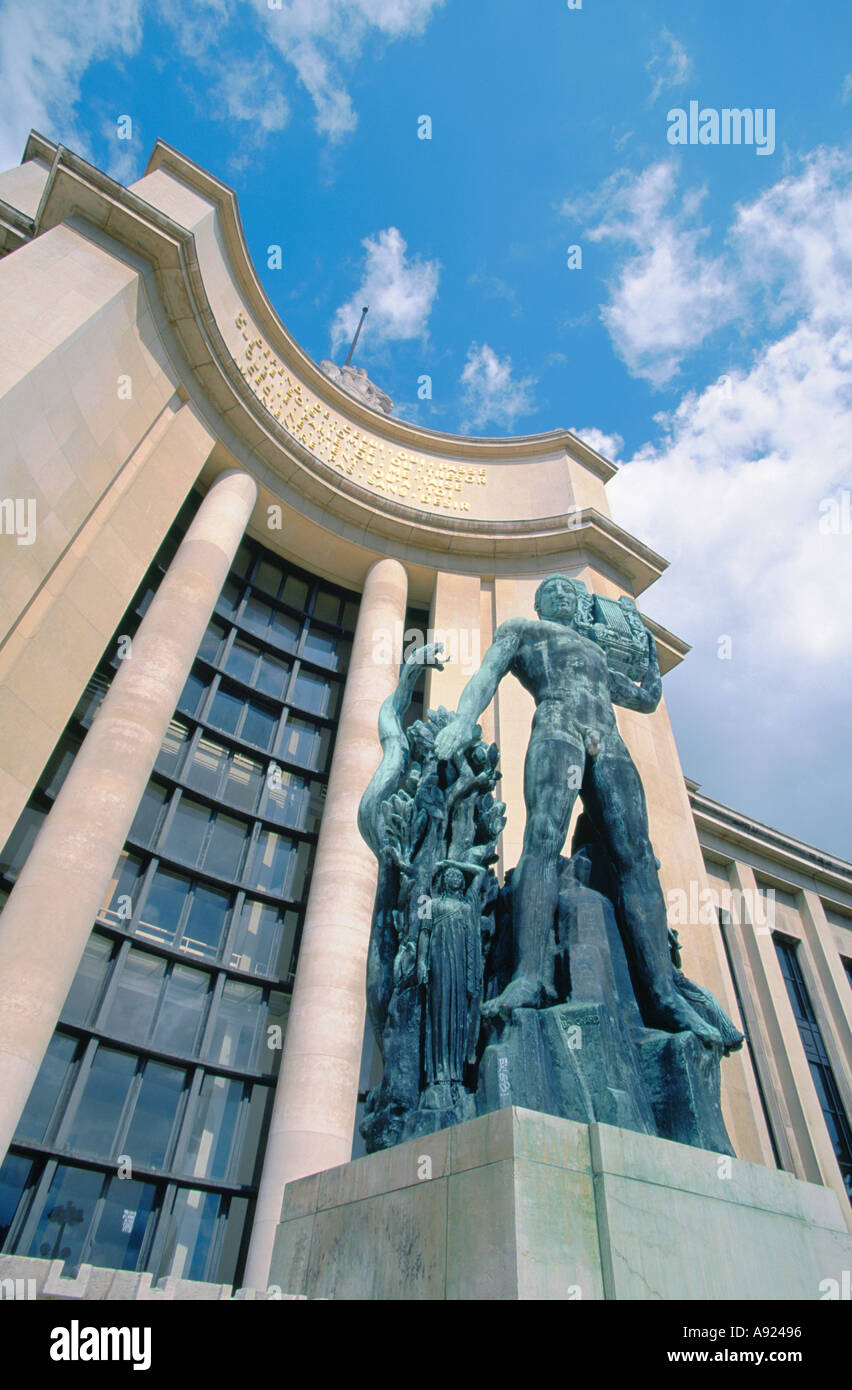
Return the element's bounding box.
[19,131,668,599]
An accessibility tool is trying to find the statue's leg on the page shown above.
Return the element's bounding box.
[482,734,581,1017]
[582,740,722,1046]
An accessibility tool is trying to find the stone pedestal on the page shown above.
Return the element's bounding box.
[269,1106,852,1300]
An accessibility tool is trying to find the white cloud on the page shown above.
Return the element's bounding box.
[0,0,445,175]
[331,226,440,353]
[578,162,737,387]
[607,150,852,851]
[459,343,536,433]
[0,0,143,171]
[645,27,691,105]
[569,426,623,462]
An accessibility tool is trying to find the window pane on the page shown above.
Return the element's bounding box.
[259,992,290,1076]
[204,814,248,881]
[255,652,290,701]
[237,1084,273,1184]
[232,542,252,578]
[88,1177,157,1273]
[207,980,263,1070]
[228,899,285,977]
[249,830,293,896]
[66,1046,138,1159]
[74,671,110,727]
[27,1164,103,1264]
[62,934,113,1026]
[313,589,340,624]
[129,782,168,848]
[303,626,349,671]
[102,852,144,925]
[152,965,209,1055]
[156,718,189,778]
[104,952,166,1044]
[209,687,242,736]
[181,884,230,959]
[269,608,300,653]
[165,796,211,866]
[255,559,283,597]
[0,1152,33,1246]
[182,1075,242,1182]
[242,595,272,638]
[178,672,208,717]
[241,701,277,751]
[124,1062,186,1168]
[223,751,262,813]
[198,619,226,664]
[215,577,241,619]
[264,769,325,833]
[341,599,359,631]
[15,1033,79,1143]
[281,717,331,772]
[185,735,228,799]
[137,867,189,948]
[291,668,333,716]
[282,574,308,611]
[226,638,260,686]
[158,1187,221,1283]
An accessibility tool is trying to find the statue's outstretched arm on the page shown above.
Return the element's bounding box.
[358,643,444,856]
[434,621,522,761]
[608,631,662,713]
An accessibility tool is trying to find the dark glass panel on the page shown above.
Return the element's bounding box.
[228,899,285,977]
[242,594,272,638]
[269,608,300,653]
[341,599,359,631]
[158,1187,220,1282]
[155,718,189,778]
[281,717,331,772]
[222,751,262,813]
[137,867,189,948]
[185,735,228,799]
[182,1075,241,1182]
[198,619,226,665]
[209,687,242,736]
[151,965,209,1055]
[259,992,290,1076]
[181,884,230,959]
[62,934,113,1026]
[15,1033,79,1143]
[104,951,166,1043]
[129,783,169,848]
[241,701,277,751]
[255,651,290,701]
[103,851,145,926]
[312,589,340,624]
[87,1177,157,1272]
[236,1085,273,1184]
[42,735,80,798]
[124,1062,186,1168]
[177,672,208,717]
[281,575,308,611]
[165,796,211,866]
[254,559,283,597]
[226,638,260,686]
[0,1152,33,1245]
[207,980,263,1071]
[28,1165,103,1264]
[66,1047,138,1159]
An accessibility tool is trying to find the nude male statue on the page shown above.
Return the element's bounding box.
[433,574,722,1046]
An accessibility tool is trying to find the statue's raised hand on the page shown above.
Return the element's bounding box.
[433,715,477,763]
[407,641,446,671]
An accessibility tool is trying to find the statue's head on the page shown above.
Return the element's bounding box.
[534,574,582,625]
[440,866,466,895]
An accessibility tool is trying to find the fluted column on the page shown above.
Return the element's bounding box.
[0,468,257,1161]
[244,556,408,1288]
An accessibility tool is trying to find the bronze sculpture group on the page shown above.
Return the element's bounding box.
[359,575,743,1154]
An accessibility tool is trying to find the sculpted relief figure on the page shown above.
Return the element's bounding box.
[433,574,723,1046]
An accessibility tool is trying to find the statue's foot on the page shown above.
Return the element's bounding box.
[481,975,554,1022]
[647,989,723,1048]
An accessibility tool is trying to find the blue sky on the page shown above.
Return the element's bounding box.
[1,0,851,856]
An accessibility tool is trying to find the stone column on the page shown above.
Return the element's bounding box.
[0,468,257,1162]
[244,556,408,1290]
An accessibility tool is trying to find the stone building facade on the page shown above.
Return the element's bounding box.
[0,133,849,1296]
